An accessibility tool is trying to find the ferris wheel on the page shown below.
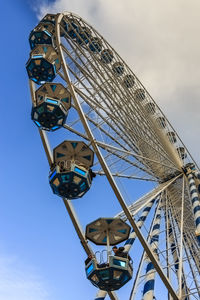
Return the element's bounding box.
[26,12,200,300]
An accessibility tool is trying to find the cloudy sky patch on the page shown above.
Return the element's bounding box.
[0,250,49,300]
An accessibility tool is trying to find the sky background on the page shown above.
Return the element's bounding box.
[1,0,200,299]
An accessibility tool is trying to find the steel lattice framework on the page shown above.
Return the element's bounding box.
[27,12,200,300]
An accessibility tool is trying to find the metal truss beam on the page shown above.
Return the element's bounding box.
[116,175,182,220]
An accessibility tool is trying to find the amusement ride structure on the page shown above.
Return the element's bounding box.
[26,12,200,300]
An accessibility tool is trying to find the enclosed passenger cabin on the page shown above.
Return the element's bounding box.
[76,26,91,45]
[101,49,114,64]
[85,255,133,291]
[166,131,177,144]
[40,13,56,25]
[112,62,124,76]
[61,18,92,43]
[134,88,145,101]
[156,117,166,129]
[29,23,55,50]
[40,13,67,37]
[145,102,156,114]
[61,18,81,39]
[123,75,135,88]
[85,218,132,291]
[26,45,61,84]
[49,141,94,199]
[177,147,187,160]
[31,83,71,131]
[89,37,102,53]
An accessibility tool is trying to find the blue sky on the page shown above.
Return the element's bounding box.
[1,0,200,299]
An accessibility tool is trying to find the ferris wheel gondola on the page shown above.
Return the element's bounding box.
[85,218,132,291]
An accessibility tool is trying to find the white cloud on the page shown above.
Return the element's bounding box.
[0,252,48,300]
[34,0,200,164]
